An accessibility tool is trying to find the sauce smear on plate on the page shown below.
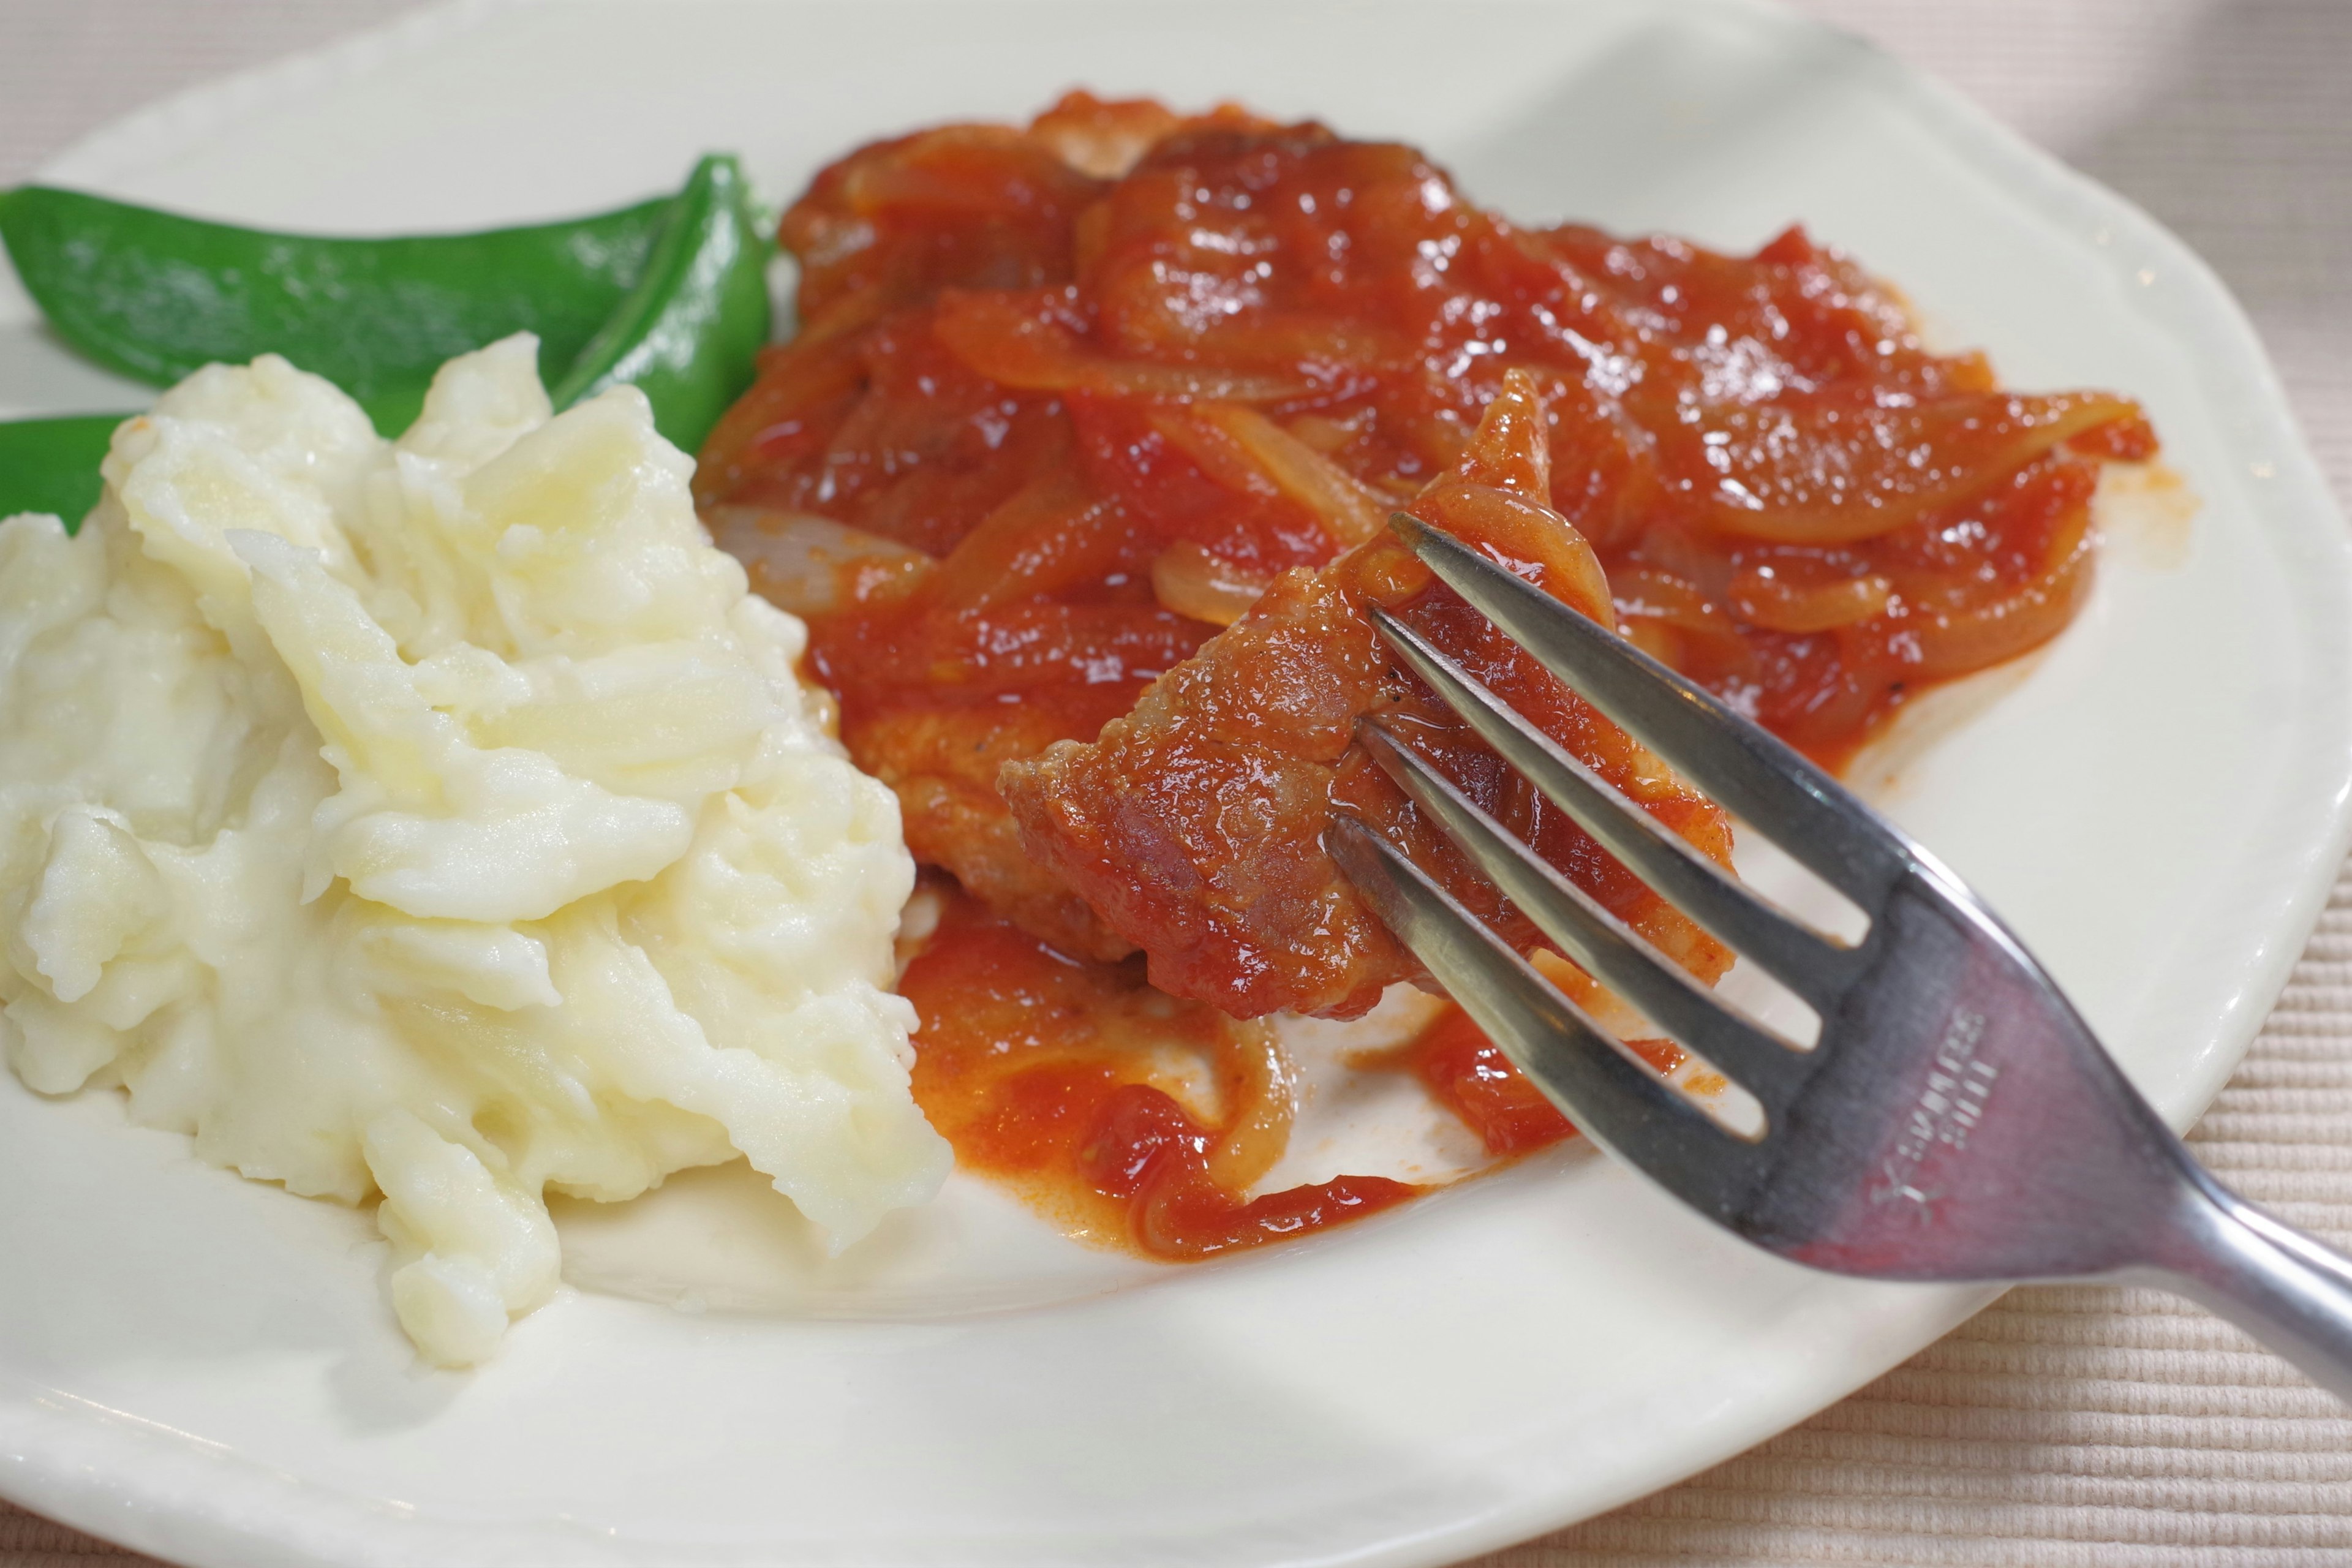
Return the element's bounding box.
[900,888,1420,1257]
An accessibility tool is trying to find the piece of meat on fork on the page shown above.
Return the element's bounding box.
[1001,369,1736,1020]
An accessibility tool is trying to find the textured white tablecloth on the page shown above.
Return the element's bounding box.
[3,2,2348,1562]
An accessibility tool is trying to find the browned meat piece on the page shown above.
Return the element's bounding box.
[1000,371,1737,1019]
[852,702,1139,963]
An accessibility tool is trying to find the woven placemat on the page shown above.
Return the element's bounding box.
[4,1,2348,1562]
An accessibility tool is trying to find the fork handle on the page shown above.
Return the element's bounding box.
[2134,1174,2352,1403]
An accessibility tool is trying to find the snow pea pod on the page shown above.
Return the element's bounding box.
[0,183,671,410]
[0,154,771,524]
[549,153,771,453]
[0,413,116,529]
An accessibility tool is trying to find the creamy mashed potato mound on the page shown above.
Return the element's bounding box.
[0,337,951,1366]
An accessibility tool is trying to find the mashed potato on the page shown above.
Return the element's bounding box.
[0,337,951,1366]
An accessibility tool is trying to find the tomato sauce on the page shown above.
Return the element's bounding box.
[701,95,2158,1261]
[1395,1004,1578,1158]
[900,888,1418,1257]
[997,369,1740,1021]
[1360,997,1691,1163]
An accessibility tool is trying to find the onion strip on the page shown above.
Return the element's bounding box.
[1692,392,2136,545]
[1193,403,1391,546]
[702,505,930,616]
[1152,541,1276,626]
[933,292,1311,401]
[1205,1022,1300,1194]
[1904,507,2097,679]
[1727,566,1894,633]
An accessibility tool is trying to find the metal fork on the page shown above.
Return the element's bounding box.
[1327,512,2352,1402]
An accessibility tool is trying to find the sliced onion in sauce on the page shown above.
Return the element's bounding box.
[1203,1023,1300,1193]
[1727,565,1894,633]
[1152,540,1277,626]
[1688,391,2137,545]
[1611,564,1737,635]
[1193,402,1391,546]
[1901,508,2097,679]
[924,469,1134,612]
[1411,476,1615,628]
[702,505,932,616]
[933,292,1312,401]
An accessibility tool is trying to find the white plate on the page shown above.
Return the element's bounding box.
[4,2,2349,1564]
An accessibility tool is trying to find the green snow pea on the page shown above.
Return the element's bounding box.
[0,154,771,527]
[0,414,118,529]
[0,183,672,410]
[547,153,771,453]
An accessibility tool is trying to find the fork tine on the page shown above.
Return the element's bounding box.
[1357,718,1804,1107]
[1325,815,1751,1218]
[1366,604,1860,1004]
[1389,512,1912,905]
